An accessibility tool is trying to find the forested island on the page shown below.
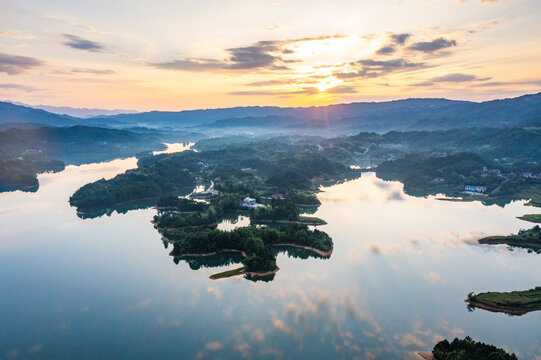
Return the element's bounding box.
[478,225,541,252]
[466,287,541,316]
[68,123,541,278]
[419,336,518,360]
[71,140,353,278]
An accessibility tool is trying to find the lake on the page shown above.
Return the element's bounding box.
[1,157,540,359]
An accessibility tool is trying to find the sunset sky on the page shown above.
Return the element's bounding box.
[1,0,540,111]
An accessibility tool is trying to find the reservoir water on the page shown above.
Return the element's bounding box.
[1,156,540,359]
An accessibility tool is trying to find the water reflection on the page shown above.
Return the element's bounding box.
[1,167,541,359]
[152,142,195,155]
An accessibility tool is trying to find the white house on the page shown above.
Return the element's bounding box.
[465,185,487,194]
[240,197,263,208]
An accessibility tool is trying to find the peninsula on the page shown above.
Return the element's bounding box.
[466,287,541,316]
[478,225,541,252]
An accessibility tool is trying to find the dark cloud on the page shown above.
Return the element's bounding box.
[71,68,115,75]
[63,34,104,52]
[151,43,286,71]
[390,33,411,45]
[150,34,344,72]
[0,83,40,92]
[376,33,411,55]
[0,53,44,75]
[226,43,284,70]
[408,37,457,53]
[334,58,424,79]
[376,45,396,55]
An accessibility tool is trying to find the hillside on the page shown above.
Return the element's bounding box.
[3,92,541,133]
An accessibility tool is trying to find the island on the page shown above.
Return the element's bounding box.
[70,139,356,279]
[419,336,518,360]
[478,225,541,252]
[465,287,541,316]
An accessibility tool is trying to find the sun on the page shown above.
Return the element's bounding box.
[314,76,342,92]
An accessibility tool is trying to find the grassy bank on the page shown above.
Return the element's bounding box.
[466,287,541,315]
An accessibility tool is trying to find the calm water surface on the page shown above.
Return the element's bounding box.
[1,159,541,359]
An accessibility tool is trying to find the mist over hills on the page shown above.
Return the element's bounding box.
[11,102,138,118]
[1,92,540,133]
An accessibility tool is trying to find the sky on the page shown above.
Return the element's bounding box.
[0,0,540,111]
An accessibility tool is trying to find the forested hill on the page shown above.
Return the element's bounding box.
[96,92,541,131]
[3,92,540,133]
[0,125,164,164]
[0,101,78,127]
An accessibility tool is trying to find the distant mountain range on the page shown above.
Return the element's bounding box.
[11,102,137,118]
[1,92,540,133]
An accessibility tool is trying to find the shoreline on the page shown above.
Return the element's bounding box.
[72,187,195,212]
[252,219,327,226]
[417,352,434,360]
[166,243,332,258]
[465,299,533,316]
[170,248,248,258]
[272,243,333,257]
[479,235,541,249]
[165,243,331,279]
[152,219,219,232]
[209,266,280,280]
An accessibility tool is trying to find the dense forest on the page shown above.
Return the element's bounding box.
[375,151,541,204]
[432,337,518,360]
[167,224,332,272]
[71,139,357,212]
[326,126,541,162]
[0,156,64,192]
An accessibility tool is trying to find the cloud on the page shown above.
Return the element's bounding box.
[246,79,297,87]
[394,333,427,348]
[425,272,446,285]
[71,68,115,75]
[408,37,457,53]
[229,87,318,96]
[376,33,411,55]
[205,342,223,351]
[0,31,35,39]
[150,34,345,72]
[431,73,490,82]
[0,53,44,75]
[334,58,424,79]
[413,73,492,86]
[390,33,411,45]
[0,83,41,92]
[63,34,104,52]
[376,45,397,55]
[470,79,541,87]
[325,85,357,94]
